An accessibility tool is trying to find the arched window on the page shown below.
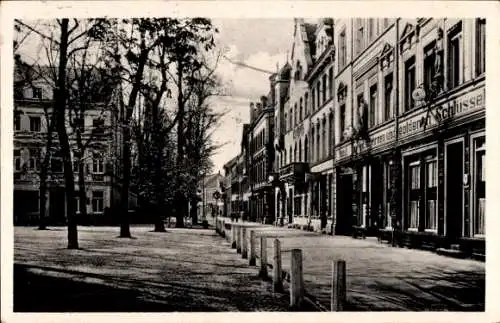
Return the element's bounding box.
[298,139,302,162]
[305,93,309,115]
[328,113,333,156]
[304,136,309,162]
[316,123,321,161]
[299,97,303,121]
[294,142,297,163]
[317,81,321,107]
[294,103,297,126]
[311,128,315,162]
[322,117,327,158]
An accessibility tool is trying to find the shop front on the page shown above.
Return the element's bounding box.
[395,84,485,256]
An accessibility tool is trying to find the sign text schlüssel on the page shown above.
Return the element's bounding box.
[399,87,485,139]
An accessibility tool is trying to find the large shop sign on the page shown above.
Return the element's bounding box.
[399,87,485,139]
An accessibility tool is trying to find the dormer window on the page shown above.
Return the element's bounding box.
[294,61,303,81]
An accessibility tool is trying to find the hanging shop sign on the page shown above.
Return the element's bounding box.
[398,87,485,140]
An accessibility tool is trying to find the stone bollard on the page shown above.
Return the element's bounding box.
[236,224,242,253]
[290,249,303,310]
[249,230,256,266]
[221,220,226,238]
[273,239,283,293]
[231,223,237,249]
[241,227,248,259]
[331,259,346,311]
[259,236,268,279]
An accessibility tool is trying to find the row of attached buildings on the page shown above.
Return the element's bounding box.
[222,18,485,257]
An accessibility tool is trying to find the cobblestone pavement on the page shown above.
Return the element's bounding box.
[236,224,485,311]
[14,226,291,312]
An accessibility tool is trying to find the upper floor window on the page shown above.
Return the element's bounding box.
[15,115,21,131]
[304,93,309,115]
[317,82,322,107]
[447,22,463,90]
[404,56,416,111]
[424,41,437,93]
[476,18,486,76]
[14,149,21,171]
[299,98,303,121]
[339,29,347,69]
[368,18,376,42]
[340,103,346,142]
[384,73,393,121]
[383,18,390,29]
[294,103,297,126]
[322,74,327,103]
[312,88,316,111]
[32,87,42,99]
[369,84,378,128]
[356,18,365,55]
[328,67,333,99]
[30,116,41,132]
[92,153,104,174]
[92,118,105,134]
[284,113,288,132]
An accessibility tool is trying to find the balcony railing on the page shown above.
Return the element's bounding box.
[279,162,309,182]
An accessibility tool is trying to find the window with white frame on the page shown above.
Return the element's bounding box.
[339,29,347,69]
[356,18,365,55]
[32,87,42,99]
[385,162,392,228]
[447,22,462,90]
[92,153,104,174]
[28,148,41,171]
[14,149,21,171]
[384,73,393,121]
[369,84,377,128]
[474,136,485,236]
[425,159,438,230]
[404,56,416,111]
[30,116,41,132]
[409,162,421,230]
[92,191,104,213]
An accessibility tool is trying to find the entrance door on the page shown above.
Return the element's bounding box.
[336,174,353,235]
[446,141,464,240]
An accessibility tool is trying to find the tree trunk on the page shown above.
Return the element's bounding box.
[55,18,78,249]
[38,172,48,230]
[175,61,185,228]
[119,27,150,238]
[119,127,132,237]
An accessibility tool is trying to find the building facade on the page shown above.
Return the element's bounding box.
[13,64,120,225]
[248,96,275,224]
[333,18,485,255]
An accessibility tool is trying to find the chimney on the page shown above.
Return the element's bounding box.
[250,102,255,121]
[256,103,262,115]
[260,95,268,109]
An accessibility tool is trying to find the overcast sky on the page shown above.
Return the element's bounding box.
[210,18,294,174]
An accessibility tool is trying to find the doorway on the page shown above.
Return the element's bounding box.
[336,173,353,235]
[446,141,464,241]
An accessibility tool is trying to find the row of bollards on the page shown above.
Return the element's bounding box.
[215,220,346,311]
